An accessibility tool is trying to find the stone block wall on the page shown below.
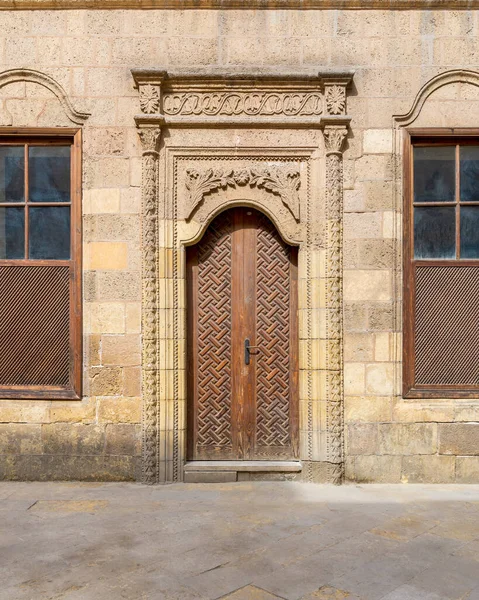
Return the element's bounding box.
[0,7,477,481]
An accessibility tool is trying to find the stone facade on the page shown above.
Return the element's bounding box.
[0,6,478,483]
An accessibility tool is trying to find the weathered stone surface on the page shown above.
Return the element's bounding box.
[0,424,42,454]
[401,456,456,484]
[89,367,122,396]
[456,457,479,484]
[347,423,378,455]
[97,397,142,423]
[105,423,139,455]
[439,424,479,456]
[42,424,105,455]
[379,424,437,456]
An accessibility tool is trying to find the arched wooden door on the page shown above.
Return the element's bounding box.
[186,207,299,461]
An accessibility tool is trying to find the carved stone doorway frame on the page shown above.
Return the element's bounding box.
[132,68,353,484]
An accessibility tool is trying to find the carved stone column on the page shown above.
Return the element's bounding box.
[323,124,348,484]
[138,127,162,484]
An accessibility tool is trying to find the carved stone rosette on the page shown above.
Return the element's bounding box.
[138,128,161,485]
[323,125,348,484]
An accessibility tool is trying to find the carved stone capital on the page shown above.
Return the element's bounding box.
[138,128,162,155]
[323,126,348,155]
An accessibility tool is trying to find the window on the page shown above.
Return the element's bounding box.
[404,129,479,398]
[0,129,81,399]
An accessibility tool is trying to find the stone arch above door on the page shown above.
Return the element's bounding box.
[133,68,353,484]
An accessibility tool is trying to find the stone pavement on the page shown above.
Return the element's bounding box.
[1,482,479,600]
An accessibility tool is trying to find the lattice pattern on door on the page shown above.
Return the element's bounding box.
[256,214,291,451]
[415,265,479,386]
[196,211,233,450]
[0,265,70,387]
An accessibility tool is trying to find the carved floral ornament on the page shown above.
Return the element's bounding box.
[325,85,346,116]
[185,165,301,221]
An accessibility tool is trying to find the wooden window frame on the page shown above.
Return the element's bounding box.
[403,128,479,399]
[0,127,82,400]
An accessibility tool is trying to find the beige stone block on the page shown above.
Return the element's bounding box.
[344,303,368,332]
[382,211,396,239]
[124,11,168,35]
[363,129,393,154]
[88,302,125,335]
[392,400,455,423]
[85,334,101,366]
[120,187,141,214]
[50,401,96,424]
[344,270,391,302]
[350,455,402,483]
[401,456,455,484]
[85,10,122,34]
[36,37,62,66]
[102,335,141,367]
[42,423,104,455]
[355,154,392,182]
[367,303,394,332]
[344,213,382,239]
[168,38,217,65]
[344,363,365,396]
[454,404,479,422]
[0,401,50,424]
[83,188,120,215]
[84,242,128,271]
[363,181,394,211]
[98,397,141,424]
[365,363,395,395]
[344,189,365,212]
[224,37,301,66]
[379,423,437,455]
[85,157,130,188]
[290,10,332,37]
[455,457,479,483]
[123,367,141,397]
[0,424,42,454]
[347,423,378,455]
[5,37,35,65]
[302,38,331,65]
[96,272,140,302]
[374,332,391,362]
[344,333,374,362]
[105,423,139,456]
[85,129,126,157]
[90,367,122,396]
[344,395,392,423]
[439,424,479,456]
[126,303,141,334]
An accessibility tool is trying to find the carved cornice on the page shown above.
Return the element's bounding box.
[2,0,479,8]
[132,68,353,128]
[185,165,301,221]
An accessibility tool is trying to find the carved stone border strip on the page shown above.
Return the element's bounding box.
[323,125,348,485]
[4,1,479,9]
[138,127,161,485]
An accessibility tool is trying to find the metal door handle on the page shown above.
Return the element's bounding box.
[244,338,260,365]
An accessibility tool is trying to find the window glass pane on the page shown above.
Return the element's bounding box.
[29,146,70,203]
[460,206,479,258]
[460,146,479,201]
[29,207,70,259]
[414,146,455,203]
[0,146,24,202]
[414,206,455,259]
[0,207,24,258]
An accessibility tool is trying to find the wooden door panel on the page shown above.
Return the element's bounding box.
[255,214,298,459]
[187,207,298,461]
[188,210,235,460]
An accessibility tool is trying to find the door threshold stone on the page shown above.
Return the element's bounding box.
[184,461,302,483]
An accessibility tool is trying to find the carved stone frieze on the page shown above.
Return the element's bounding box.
[163,92,323,117]
[185,165,301,221]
